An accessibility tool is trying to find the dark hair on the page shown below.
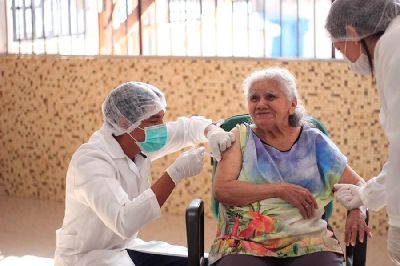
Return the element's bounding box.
[361,32,385,77]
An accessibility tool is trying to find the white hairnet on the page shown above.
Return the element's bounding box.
[102,81,167,136]
[326,0,400,42]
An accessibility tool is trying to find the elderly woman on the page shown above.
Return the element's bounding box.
[208,68,370,266]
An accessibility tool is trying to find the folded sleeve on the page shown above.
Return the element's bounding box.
[315,132,348,193]
[148,116,212,161]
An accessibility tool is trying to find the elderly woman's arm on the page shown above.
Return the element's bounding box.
[338,165,365,185]
[337,165,371,246]
[214,128,318,219]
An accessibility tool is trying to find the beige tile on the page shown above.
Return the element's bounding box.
[0,55,389,240]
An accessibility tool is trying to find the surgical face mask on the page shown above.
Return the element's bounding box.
[129,124,168,153]
[342,42,371,75]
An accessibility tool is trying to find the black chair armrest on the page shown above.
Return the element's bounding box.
[186,198,206,266]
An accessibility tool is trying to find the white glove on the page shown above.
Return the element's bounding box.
[388,226,400,265]
[206,125,235,162]
[333,184,363,210]
[166,147,205,184]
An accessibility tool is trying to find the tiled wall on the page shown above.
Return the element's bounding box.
[0,55,388,235]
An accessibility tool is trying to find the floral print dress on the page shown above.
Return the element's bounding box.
[208,124,346,265]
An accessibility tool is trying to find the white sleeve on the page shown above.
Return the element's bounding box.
[73,151,161,239]
[375,32,400,226]
[359,166,386,211]
[148,116,212,161]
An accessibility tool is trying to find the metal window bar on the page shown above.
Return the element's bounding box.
[11,0,86,42]
[42,0,45,43]
[230,0,233,56]
[82,0,86,52]
[75,0,79,36]
[50,0,54,38]
[57,0,61,52]
[125,0,129,54]
[31,0,35,53]
[23,0,27,40]
[185,0,187,56]
[262,0,266,57]
[67,0,71,35]
[279,0,282,57]
[313,0,316,57]
[154,0,158,56]
[11,0,17,41]
[138,0,143,55]
[246,0,249,57]
[296,0,299,57]
[8,0,335,58]
[331,0,335,58]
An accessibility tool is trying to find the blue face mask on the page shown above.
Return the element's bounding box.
[130,124,168,153]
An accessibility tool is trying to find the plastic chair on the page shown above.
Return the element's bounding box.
[186,114,368,266]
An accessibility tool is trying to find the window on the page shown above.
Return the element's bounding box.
[5,0,98,54]
[11,0,85,41]
[2,0,335,58]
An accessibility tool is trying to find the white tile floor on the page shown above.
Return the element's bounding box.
[0,195,395,265]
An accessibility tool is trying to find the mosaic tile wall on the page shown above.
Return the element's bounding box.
[0,55,388,235]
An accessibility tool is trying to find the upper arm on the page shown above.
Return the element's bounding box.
[313,132,364,186]
[214,127,242,189]
[315,131,348,188]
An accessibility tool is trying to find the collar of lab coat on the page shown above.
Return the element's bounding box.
[386,15,400,33]
[98,125,127,159]
[374,15,400,67]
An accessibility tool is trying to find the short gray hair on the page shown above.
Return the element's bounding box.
[243,67,307,127]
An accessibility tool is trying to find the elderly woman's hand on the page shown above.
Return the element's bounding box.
[344,208,371,246]
[278,183,318,219]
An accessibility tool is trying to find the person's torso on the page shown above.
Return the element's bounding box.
[209,124,344,262]
[55,129,152,263]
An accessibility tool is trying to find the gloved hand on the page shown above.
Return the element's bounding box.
[333,184,363,210]
[206,125,235,162]
[167,147,205,184]
[388,225,400,265]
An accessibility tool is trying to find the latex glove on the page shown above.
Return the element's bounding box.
[206,125,235,162]
[167,147,205,184]
[333,184,363,210]
[388,226,400,265]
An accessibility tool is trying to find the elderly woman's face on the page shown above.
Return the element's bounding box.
[247,79,296,127]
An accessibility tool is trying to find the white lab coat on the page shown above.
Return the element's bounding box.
[54,116,212,266]
[359,15,400,227]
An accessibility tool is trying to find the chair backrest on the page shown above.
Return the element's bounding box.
[211,114,333,220]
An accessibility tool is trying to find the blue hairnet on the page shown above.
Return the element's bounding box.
[102,82,167,136]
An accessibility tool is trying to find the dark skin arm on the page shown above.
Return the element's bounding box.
[337,165,371,245]
[151,172,176,207]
